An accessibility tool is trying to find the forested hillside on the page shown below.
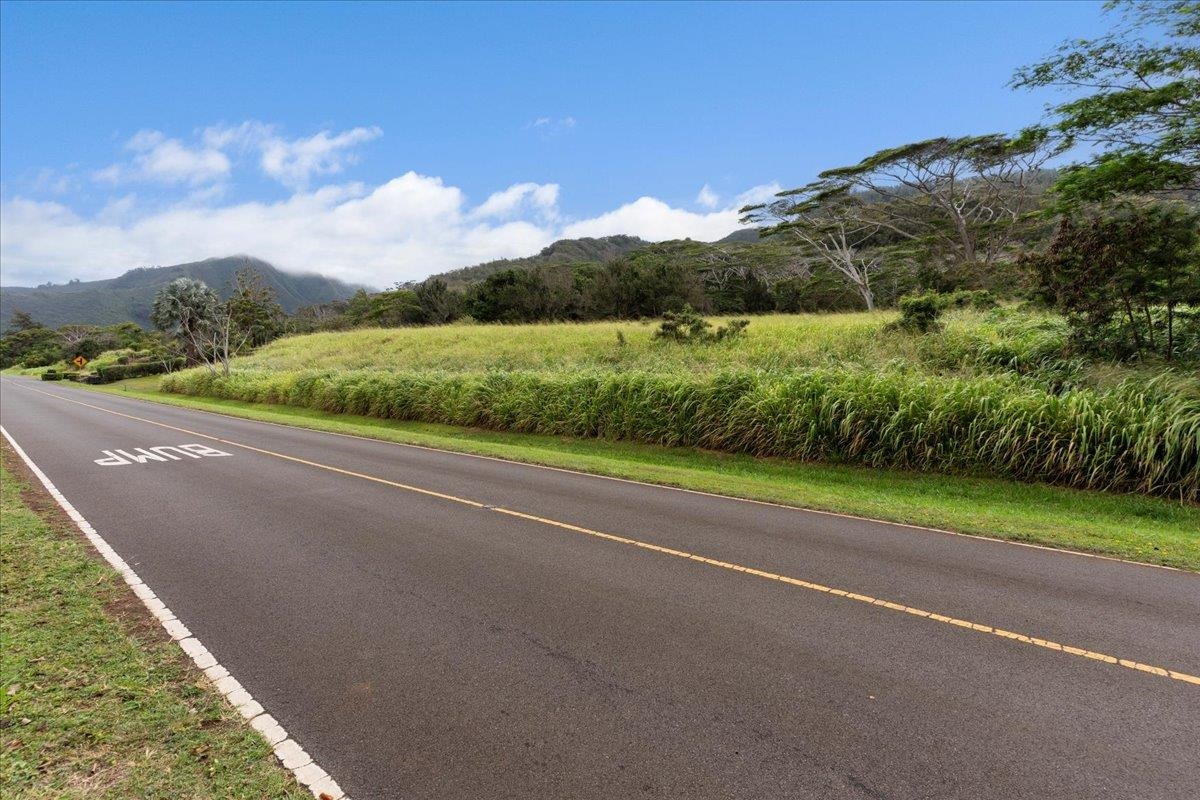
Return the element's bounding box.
[428,235,648,289]
[0,256,361,329]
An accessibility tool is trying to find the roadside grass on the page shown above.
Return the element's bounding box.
[238,309,1079,378]
[228,308,1176,389]
[83,377,1200,570]
[0,445,308,799]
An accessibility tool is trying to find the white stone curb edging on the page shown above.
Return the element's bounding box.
[1,425,349,800]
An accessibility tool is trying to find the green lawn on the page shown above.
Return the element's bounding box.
[85,376,1200,570]
[0,447,308,800]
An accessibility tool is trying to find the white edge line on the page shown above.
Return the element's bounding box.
[56,378,1192,573]
[0,423,351,800]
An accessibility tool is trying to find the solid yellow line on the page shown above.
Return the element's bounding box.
[16,381,1200,688]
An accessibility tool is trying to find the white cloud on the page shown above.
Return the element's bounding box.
[90,122,381,192]
[4,121,772,288]
[734,181,784,209]
[527,116,577,136]
[696,183,720,209]
[30,168,80,195]
[258,126,382,190]
[561,196,742,242]
[1,174,551,287]
[470,182,560,221]
[1,175,764,288]
[94,130,231,186]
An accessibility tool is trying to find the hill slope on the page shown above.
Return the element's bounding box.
[1,256,362,329]
[428,235,648,288]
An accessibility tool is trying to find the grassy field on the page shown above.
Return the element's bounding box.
[89,376,1200,570]
[160,310,1200,501]
[0,447,307,799]
[238,309,1080,377]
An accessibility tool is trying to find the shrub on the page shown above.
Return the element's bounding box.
[654,306,750,343]
[943,289,999,310]
[94,358,186,384]
[40,370,65,381]
[892,293,944,333]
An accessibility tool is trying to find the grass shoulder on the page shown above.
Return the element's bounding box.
[83,376,1200,571]
[0,443,308,799]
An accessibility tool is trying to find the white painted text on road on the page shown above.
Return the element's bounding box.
[94,443,233,466]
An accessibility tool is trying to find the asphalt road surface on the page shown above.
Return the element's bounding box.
[2,376,1197,799]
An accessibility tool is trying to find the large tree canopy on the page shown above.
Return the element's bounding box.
[1013,1,1200,205]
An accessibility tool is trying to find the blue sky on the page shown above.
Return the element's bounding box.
[1,1,1111,287]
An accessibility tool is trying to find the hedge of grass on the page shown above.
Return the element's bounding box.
[161,368,1200,502]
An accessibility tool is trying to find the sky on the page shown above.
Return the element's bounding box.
[0,0,1112,289]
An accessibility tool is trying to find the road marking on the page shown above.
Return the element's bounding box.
[94,443,233,465]
[12,381,1200,688]
[0,425,350,800]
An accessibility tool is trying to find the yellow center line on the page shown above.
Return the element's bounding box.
[15,380,1200,687]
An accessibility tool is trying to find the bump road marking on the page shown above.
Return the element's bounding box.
[14,380,1200,688]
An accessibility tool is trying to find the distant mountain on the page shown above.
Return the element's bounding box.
[716,228,763,244]
[429,235,648,288]
[0,256,363,329]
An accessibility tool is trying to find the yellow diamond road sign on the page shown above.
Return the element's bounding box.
[72,355,88,368]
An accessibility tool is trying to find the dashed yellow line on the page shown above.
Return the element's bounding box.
[15,380,1200,687]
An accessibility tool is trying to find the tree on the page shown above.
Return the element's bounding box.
[467,269,550,322]
[588,245,709,318]
[793,132,1060,271]
[226,268,285,347]
[742,189,888,310]
[414,278,464,324]
[0,326,62,368]
[4,310,42,335]
[151,278,220,361]
[56,324,94,350]
[1024,200,1200,359]
[1013,1,1200,205]
[187,305,250,376]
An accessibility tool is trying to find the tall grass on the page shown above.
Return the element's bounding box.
[236,309,1083,380]
[162,366,1200,502]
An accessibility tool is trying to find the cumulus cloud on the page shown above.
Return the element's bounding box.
[258,126,382,190]
[696,183,720,209]
[470,182,560,221]
[734,181,784,209]
[94,130,231,186]
[1,175,765,288]
[561,196,741,242]
[1,173,554,287]
[92,122,381,191]
[4,121,771,288]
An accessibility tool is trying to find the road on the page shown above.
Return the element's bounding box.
[2,375,1197,799]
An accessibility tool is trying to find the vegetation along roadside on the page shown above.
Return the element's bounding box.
[0,444,309,800]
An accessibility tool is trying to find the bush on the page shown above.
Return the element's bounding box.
[40,370,65,381]
[943,289,999,310]
[161,366,1200,501]
[93,358,186,384]
[654,306,750,343]
[892,293,944,332]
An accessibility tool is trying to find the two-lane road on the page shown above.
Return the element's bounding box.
[2,376,1197,799]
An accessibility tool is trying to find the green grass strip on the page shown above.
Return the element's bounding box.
[84,377,1200,571]
[0,448,308,800]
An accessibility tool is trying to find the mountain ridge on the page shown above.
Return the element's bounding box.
[0,256,363,329]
